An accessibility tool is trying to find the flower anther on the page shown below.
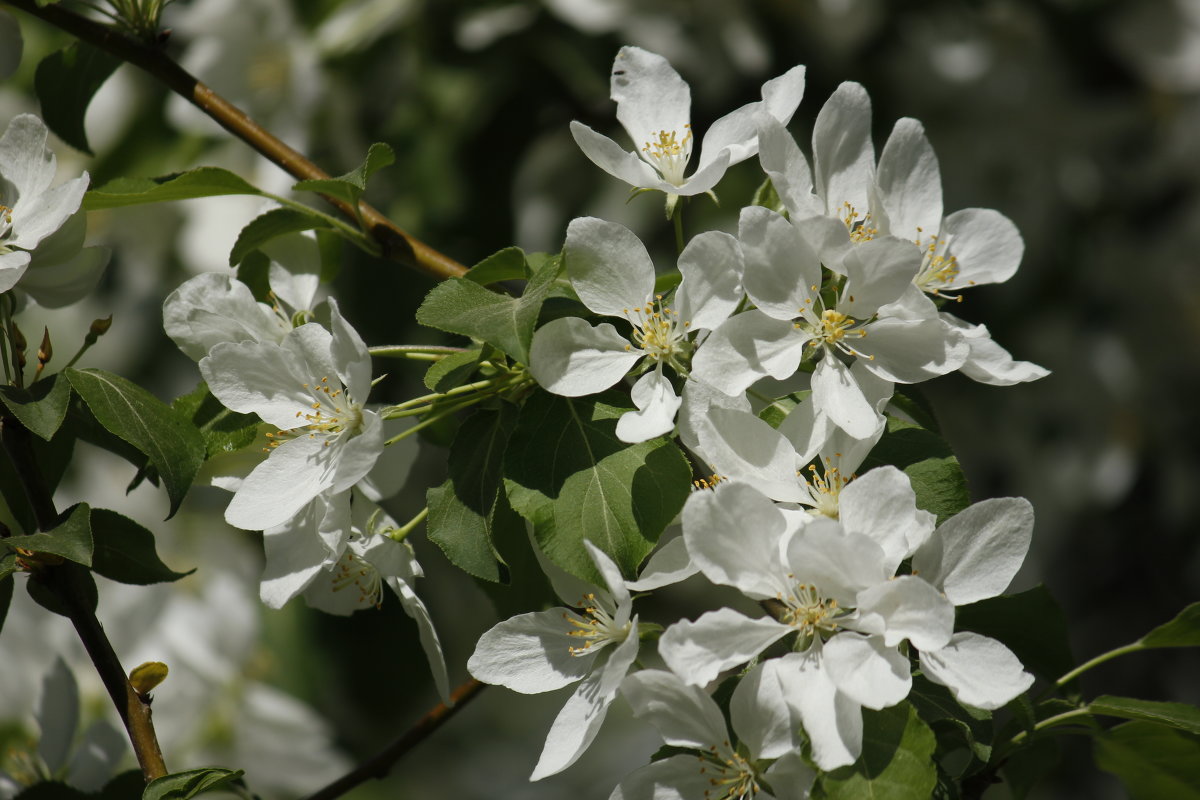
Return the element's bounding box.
[564,592,631,656]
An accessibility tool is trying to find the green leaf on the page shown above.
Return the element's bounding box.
[464,246,529,285]
[66,369,205,517]
[416,253,560,364]
[757,391,810,429]
[171,382,260,458]
[908,675,992,773]
[0,374,72,441]
[33,42,120,155]
[228,207,335,267]
[426,405,520,582]
[1000,736,1060,800]
[503,390,690,581]
[98,771,148,800]
[91,509,192,585]
[27,561,97,617]
[84,167,263,210]
[1093,721,1200,800]
[956,585,1075,682]
[751,176,783,214]
[423,349,484,393]
[904,456,970,524]
[293,142,395,206]
[1139,601,1200,648]
[142,767,247,800]
[819,702,938,800]
[1090,696,1200,735]
[3,504,92,566]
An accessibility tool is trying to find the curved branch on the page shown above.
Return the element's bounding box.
[302,679,486,800]
[0,416,168,781]
[3,0,467,282]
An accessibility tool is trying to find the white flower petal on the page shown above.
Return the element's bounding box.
[18,245,110,309]
[530,626,639,780]
[0,249,31,292]
[920,632,1033,710]
[875,117,943,240]
[609,755,714,800]
[822,632,911,710]
[740,205,821,320]
[676,378,750,455]
[570,121,671,191]
[912,497,1034,605]
[947,315,1049,386]
[225,434,333,529]
[0,114,55,201]
[774,392,837,467]
[675,230,743,331]
[853,575,955,651]
[658,608,789,686]
[698,407,808,503]
[467,608,597,694]
[621,669,728,749]
[811,354,880,439]
[328,410,384,494]
[564,216,656,316]
[812,82,874,216]
[785,517,890,605]
[626,534,697,592]
[837,466,935,571]
[165,273,286,360]
[683,481,791,597]
[697,64,805,169]
[9,176,88,250]
[616,369,681,443]
[201,340,311,427]
[260,500,335,607]
[528,317,642,396]
[611,46,690,159]
[328,298,372,403]
[757,115,819,218]
[855,316,968,383]
[943,208,1023,286]
[584,540,632,624]
[773,648,864,770]
[841,236,923,319]
[691,310,807,396]
[763,751,817,800]
[732,661,804,759]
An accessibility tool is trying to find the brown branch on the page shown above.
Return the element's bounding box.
[302,679,486,800]
[0,416,168,782]
[3,0,467,282]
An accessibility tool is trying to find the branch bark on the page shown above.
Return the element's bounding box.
[302,679,486,800]
[3,0,468,282]
[0,415,168,782]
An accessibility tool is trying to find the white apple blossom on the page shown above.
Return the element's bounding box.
[658,480,953,769]
[467,541,641,780]
[200,299,384,530]
[611,669,815,800]
[570,46,805,198]
[692,205,967,438]
[911,497,1037,708]
[0,115,96,299]
[873,117,1049,385]
[528,216,743,442]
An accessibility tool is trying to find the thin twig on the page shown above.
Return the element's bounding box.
[302,679,486,800]
[2,0,468,282]
[0,416,168,781]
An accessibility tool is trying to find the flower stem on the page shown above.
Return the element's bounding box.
[1,0,467,282]
[1006,706,1095,749]
[1053,643,1145,689]
[390,507,429,542]
[369,344,466,360]
[672,198,685,254]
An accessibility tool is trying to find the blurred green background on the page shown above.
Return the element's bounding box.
[2,0,1199,798]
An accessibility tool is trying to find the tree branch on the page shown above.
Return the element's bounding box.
[0,416,168,782]
[302,679,486,800]
[3,0,468,282]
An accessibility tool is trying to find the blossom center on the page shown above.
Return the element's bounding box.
[624,295,690,363]
[0,204,13,244]
[777,580,840,639]
[913,227,967,297]
[697,746,760,800]
[841,202,878,243]
[642,125,693,185]
[803,459,851,518]
[330,548,383,609]
[564,592,630,656]
[265,376,365,450]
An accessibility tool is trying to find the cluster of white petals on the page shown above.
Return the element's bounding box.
[474,45,1048,793]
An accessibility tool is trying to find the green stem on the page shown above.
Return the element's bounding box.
[385,377,508,414]
[390,507,428,542]
[1006,707,1095,749]
[260,193,380,255]
[383,394,483,444]
[368,345,466,360]
[1054,643,1144,688]
[672,199,685,254]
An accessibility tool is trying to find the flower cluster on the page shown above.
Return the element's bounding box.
[162,246,449,701]
[470,46,1046,795]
